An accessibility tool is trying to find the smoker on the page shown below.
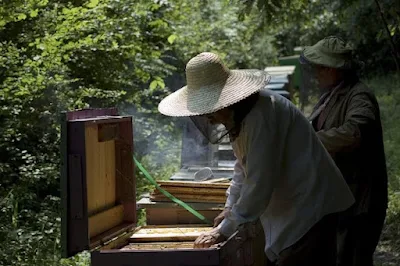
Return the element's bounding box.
[61,108,266,266]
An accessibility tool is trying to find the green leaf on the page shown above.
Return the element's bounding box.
[38,0,49,6]
[157,80,165,89]
[87,0,99,8]
[167,34,178,44]
[112,40,119,49]
[149,80,158,91]
[17,14,27,21]
[30,9,39,18]
[389,24,396,37]
[62,7,70,15]
[150,3,161,11]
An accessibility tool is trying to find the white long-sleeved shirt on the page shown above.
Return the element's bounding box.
[218,90,355,262]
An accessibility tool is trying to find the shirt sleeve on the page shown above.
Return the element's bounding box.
[225,158,245,208]
[317,92,378,153]
[218,99,284,237]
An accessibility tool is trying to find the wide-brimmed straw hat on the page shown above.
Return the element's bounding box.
[158,52,270,117]
[300,36,364,70]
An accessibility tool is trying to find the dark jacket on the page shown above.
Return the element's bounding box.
[309,78,388,216]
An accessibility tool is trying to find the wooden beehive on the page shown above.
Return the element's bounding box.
[150,180,229,203]
[61,108,266,266]
[139,178,230,225]
[137,197,225,225]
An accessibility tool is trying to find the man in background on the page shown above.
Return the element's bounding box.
[301,36,388,266]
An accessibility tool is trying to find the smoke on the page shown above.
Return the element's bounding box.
[180,118,215,167]
[118,73,229,173]
[120,102,226,174]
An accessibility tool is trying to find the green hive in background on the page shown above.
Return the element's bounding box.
[278,47,303,91]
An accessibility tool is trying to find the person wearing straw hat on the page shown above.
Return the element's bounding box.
[158,52,355,266]
[301,36,388,266]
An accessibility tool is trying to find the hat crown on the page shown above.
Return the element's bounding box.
[317,36,352,55]
[185,52,230,90]
[300,36,364,69]
[158,51,269,117]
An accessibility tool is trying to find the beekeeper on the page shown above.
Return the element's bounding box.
[301,36,388,266]
[158,52,355,266]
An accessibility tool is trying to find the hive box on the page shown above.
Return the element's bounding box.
[61,108,266,266]
[137,196,225,225]
[139,179,228,225]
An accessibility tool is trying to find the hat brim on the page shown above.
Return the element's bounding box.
[158,69,270,117]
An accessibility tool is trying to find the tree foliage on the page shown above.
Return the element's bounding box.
[248,0,400,74]
[0,0,177,265]
[167,0,278,69]
[0,0,276,265]
[0,0,399,265]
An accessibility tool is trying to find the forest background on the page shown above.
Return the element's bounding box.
[0,0,399,265]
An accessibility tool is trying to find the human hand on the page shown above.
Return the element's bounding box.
[193,228,226,248]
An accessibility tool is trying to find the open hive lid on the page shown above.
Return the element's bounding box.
[60,108,136,258]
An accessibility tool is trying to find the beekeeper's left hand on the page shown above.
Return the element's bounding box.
[193,227,226,248]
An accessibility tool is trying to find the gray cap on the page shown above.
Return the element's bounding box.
[300,36,363,70]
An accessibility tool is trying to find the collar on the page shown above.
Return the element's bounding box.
[308,80,345,122]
